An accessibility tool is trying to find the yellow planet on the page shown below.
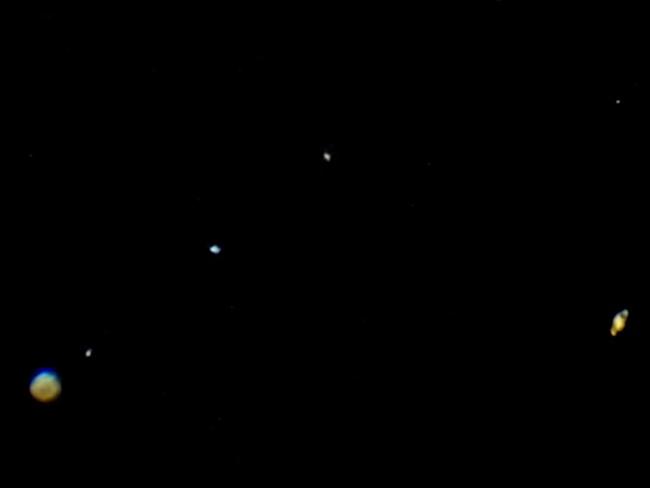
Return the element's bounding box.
[610,309,629,337]
[30,370,62,403]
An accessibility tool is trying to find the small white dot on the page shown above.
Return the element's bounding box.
[615,99,621,104]
[85,348,93,358]
[209,244,222,255]
[323,152,332,162]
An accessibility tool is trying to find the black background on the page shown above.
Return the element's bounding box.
[4,3,648,482]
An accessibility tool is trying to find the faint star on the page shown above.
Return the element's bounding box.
[209,244,222,255]
[323,151,332,162]
[85,348,93,358]
[615,99,622,104]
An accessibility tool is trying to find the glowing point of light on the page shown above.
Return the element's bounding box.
[209,245,222,255]
[85,348,93,358]
[30,369,62,403]
[323,152,332,162]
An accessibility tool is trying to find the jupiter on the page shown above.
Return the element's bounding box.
[29,370,62,403]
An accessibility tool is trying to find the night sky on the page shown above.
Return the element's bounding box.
[4,3,648,482]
